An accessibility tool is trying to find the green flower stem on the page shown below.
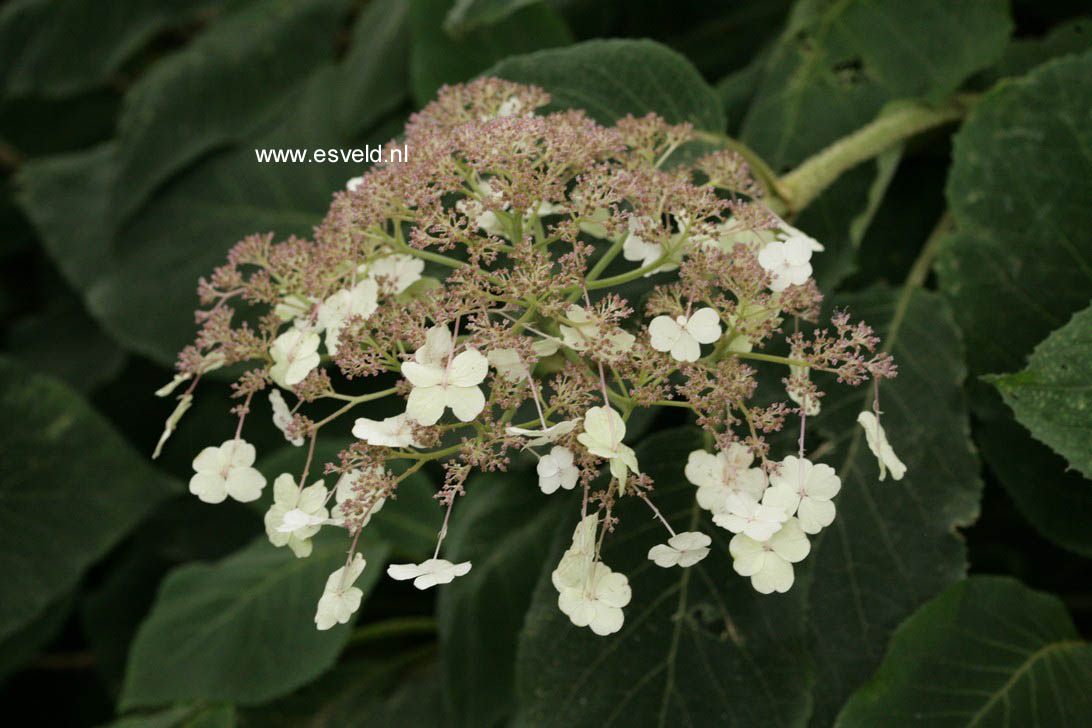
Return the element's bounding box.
[348,616,437,645]
[779,95,977,213]
[730,351,810,368]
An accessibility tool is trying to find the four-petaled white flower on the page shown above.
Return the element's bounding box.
[648,307,722,362]
[264,474,328,558]
[557,561,632,636]
[537,446,580,494]
[576,406,640,488]
[269,389,303,446]
[330,468,385,525]
[352,412,421,448]
[757,237,814,292]
[270,329,321,387]
[401,325,489,425]
[317,279,378,355]
[387,559,472,590]
[506,419,576,447]
[189,439,266,504]
[684,445,766,514]
[315,552,366,630]
[729,517,811,594]
[762,455,842,534]
[856,411,907,481]
[366,254,424,295]
[559,304,635,359]
[648,531,711,568]
[714,492,788,541]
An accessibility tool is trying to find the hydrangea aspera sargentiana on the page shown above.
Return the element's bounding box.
[155,78,905,634]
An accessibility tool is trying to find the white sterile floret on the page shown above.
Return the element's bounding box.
[366,254,424,295]
[401,325,489,425]
[497,96,524,117]
[557,561,631,636]
[487,338,559,381]
[264,474,328,557]
[648,307,722,362]
[648,531,711,568]
[507,419,577,447]
[729,517,811,594]
[330,468,385,525]
[537,446,580,494]
[622,218,673,275]
[684,445,766,514]
[387,559,472,590]
[559,304,635,359]
[269,329,321,387]
[757,237,814,292]
[269,389,303,446]
[856,411,907,481]
[714,492,788,541]
[315,552,366,630]
[576,406,640,488]
[761,455,841,534]
[346,176,364,192]
[189,439,266,504]
[317,278,378,355]
[152,393,193,459]
[352,412,421,448]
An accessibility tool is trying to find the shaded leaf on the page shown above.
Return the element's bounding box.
[0,356,177,642]
[444,0,541,33]
[103,704,236,728]
[120,531,389,708]
[489,38,726,131]
[514,428,813,728]
[985,302,1092,480]
[836,576,1092,727]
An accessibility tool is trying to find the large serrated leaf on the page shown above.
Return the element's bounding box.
[836,576,1092,727]
[935,51,1092,552]
[986,302,1092,480]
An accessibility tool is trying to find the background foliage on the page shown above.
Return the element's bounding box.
[1,0,1089,725]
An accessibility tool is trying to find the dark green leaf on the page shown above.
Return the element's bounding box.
[741,0,1011,169]
[935,51,1092,551]
[986,302,1092,479]
[936,51,1092,377]
[980,16,1092,85]
[437,469,568,728]
[111,0,350,223]
[411,0,572,106]
[802,287,982,727]
[836,576,1092,727]
[0,0,221,97]
[514,428,813,728]
[489,38,725,131]
[120,532,390,708]
[0,356,177,642]
[0,591,74,681]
